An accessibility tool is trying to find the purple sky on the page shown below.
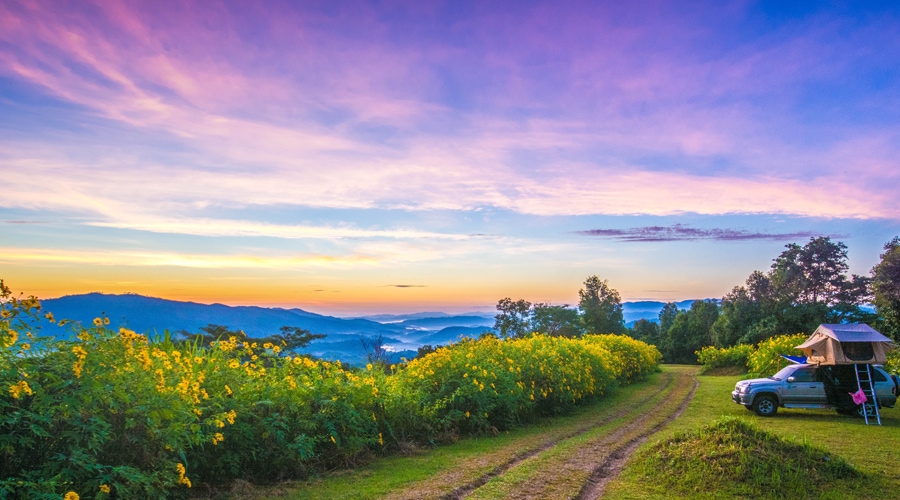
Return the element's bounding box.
[2,1,899,315]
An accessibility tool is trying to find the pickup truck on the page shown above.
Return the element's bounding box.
[732,363,899,417]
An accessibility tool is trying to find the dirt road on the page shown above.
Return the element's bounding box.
[384,366,698,500]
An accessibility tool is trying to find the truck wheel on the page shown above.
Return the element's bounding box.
[857,403,876,418]
[752,395,778,417]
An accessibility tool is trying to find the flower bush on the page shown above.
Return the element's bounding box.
[0,284,660,497]
[746,333,810,375]
[696,344,754,372]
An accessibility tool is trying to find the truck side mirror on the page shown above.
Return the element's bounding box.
[787,376,796,383]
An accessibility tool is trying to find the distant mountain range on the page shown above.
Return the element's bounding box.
[31,293,702,365]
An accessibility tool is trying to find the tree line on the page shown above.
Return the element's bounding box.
[493,236,900,364]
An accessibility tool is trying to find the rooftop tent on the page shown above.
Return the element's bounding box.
[796,324,896,365]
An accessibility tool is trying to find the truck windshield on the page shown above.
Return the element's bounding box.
[769,365,800,381]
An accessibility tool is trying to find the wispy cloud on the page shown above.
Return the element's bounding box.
[384,284,428,288]
[0,248,380,269]
[576,224,823,242]
[87,217,475,241]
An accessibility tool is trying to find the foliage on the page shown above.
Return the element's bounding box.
[746,333,809,375]
[872,236,900,342]
[659,300,719,364]
[715,237,873,347]
[885,349,899,374]
[493,298,532,338]
[0,285,660,497]
[630,319,660,347]
[529,303,582,337]
[695,344,753,371]
[658,302,678,339]
[180,323,326,352]
[392,334,660,436]
[578,276,626,334]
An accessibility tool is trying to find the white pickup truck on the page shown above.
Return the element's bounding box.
[732,363,899,417]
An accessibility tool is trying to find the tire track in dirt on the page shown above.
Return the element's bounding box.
[576,374,699,500]
[440,371,679,500]
[467,368,696,500]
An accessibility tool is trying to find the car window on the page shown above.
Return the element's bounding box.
[790,367,817,382]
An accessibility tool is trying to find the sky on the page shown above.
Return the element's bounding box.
[2,0,899,316]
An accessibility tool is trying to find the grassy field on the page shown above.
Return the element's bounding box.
[254,366,899,499]
[605,371,900,499]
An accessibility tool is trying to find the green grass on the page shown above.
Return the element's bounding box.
[605,372,900,500]
[633,417,861,499]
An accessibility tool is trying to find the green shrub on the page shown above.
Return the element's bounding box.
[696,344,754,372]
[885,349,899,374]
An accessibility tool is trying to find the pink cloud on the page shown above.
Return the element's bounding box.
[1,0,898,224]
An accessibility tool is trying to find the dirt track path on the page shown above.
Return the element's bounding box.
[385,366,698,500]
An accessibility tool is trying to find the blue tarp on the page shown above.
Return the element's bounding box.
[781,354,808,364]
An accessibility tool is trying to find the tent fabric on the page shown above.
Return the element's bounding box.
[795,324,895,365]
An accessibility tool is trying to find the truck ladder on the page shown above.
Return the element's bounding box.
[855,363,881,425]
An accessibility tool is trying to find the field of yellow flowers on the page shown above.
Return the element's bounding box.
[0,284,660,499]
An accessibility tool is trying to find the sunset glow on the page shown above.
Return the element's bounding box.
[2,1,899,315]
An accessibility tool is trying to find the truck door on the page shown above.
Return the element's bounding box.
[783,366,823,404]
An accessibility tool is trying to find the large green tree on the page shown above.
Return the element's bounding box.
[715,237,871,346]
[493,297,533,338]
[873,237,900,341]
[660,300,719,363]
[530,303,583,337]
[711,286,762,347]
[578,276,625,334]
[631,318,660,347]
[658,302,678,339]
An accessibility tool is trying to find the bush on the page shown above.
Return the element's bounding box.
[747,333,809,375]
[885,349,899,374]
[696,344,754,372]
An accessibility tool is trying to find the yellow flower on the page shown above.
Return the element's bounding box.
[225,384,233,395]
[99,484,110,493]
[176,463,192,488]
[8,380,32,399]
[93,317,103,327]
[378,432,384,445]
[330,435,336,444]
[64,492,80,500]
[44,312,55,323]
[103,317,110,325]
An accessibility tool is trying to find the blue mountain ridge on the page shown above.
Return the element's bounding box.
[31,293,700,365]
